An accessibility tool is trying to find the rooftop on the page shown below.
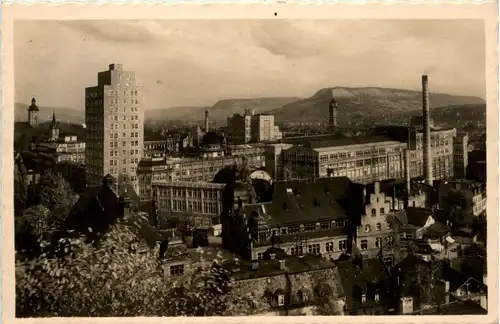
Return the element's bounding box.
[221,255,338,281]
[308,135,401,150]
[244,177,365,226]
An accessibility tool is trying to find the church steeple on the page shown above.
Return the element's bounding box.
[50,111,57,128]
[49,111,59,141]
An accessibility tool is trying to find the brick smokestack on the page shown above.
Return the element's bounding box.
[329,95,338,132]
[404,148,411,209]
[422,75,433,186]
[204,110,209,133]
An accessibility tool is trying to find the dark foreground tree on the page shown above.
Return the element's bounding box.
[16,221,261,317]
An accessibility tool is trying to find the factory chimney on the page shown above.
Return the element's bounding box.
[204,110,209,133]
[422,75,433,187]
[404,148,411,209]
[328,95,338,132]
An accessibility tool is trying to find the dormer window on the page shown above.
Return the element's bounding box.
[299,290,309,302]
[277,294,285,306]
[371,209,376,216]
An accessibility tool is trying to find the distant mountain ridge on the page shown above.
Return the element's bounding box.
[15,86,485,125]
[270,87,485,123]
[147,97,300,122]
[15,103,85,124]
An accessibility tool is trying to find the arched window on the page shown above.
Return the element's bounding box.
[365,225,371,233]
[371,209,376,216]
[380,207,385,215]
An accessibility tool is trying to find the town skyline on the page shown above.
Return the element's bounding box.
[15,19,485,111]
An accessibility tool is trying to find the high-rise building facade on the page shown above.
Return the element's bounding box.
[85,63,144,192]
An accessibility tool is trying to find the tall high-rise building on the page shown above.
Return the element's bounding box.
[85,63,144,192]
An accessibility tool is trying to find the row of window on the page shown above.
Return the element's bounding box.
[159,200,220,215]
[110,140,141,147]
[109,99,139,105]
[109,90,139,96]
[109,149,140,157]
[363,221,392,232]
[109,158,139,166]
[359,236,394,250]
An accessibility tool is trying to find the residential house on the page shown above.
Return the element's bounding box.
[356,181,398,260]
[391,255,488,314]
[391,208,436,249]
[221,177,366,261]
[221,255,346,316]
[336,258,392,315]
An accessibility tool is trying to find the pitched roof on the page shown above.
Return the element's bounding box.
[222,255,339,280]
[398,208,433,227]
[244,177,365,226]
[336,258,389,311]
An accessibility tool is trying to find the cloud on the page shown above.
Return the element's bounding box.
[14,19,485,111]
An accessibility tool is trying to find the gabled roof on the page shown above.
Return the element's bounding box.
[336,258,389,310]
[244,177,365,226]
[396,208,433,228]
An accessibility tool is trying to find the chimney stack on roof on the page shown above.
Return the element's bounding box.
[278,259,286,270]
[422,75,433,187]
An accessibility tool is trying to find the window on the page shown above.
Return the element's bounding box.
[371,209,376,216]
[386,221,392,229]
[361,240,368,250]
[364,225,371,233]
[308,244,320,255]
[257,252,263,260]
[277,294,285,306]
[338,240,347,251]
[325,242,334,252]
[170,264,184,276]
[375,237,383,248]
[361,294,366,303]
[376,223,382,231]
[380,208,385,215]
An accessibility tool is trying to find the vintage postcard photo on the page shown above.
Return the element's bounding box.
[1,2,498,323]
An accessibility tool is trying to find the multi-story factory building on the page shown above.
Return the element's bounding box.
[153,181,225,229]
[137,154,264,200]
[280,136,408,184]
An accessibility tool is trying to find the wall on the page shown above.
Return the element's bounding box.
[230,266,344,315]
[357,183,396,258]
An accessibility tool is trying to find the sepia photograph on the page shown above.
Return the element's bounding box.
[2,3,498,322]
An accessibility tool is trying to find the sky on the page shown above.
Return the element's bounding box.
[15,19,485,110]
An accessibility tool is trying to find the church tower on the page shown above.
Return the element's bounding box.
[49,111,59,141]
[28,97,39,127]
[328,97,339,133]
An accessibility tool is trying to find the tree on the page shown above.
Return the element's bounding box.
[313,283,346,315]
[38,170,77,211]
[441,191,474,227]
[14,160,28,217]
[22,205,52,239]
[16,219,251,317]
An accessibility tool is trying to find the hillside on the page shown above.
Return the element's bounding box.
[147,97,300,122]
[15,103,84,124]
[269,87,485,124]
